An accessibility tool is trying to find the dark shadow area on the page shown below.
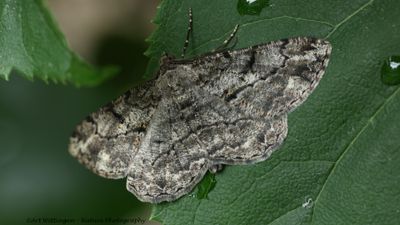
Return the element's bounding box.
[94,35,150,95]
[0,26,157,225]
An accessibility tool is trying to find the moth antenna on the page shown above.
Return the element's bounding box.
[181,8,193,58]
[214,24,240,52]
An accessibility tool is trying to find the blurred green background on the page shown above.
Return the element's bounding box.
[0,1,160,224]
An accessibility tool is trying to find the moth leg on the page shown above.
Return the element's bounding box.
[209,164,224,173]
[181,7,193,58]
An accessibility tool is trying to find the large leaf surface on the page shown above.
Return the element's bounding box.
[0,0,116,86]
[146,0,400,224]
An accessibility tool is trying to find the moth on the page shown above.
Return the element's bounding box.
[69,9,332,203]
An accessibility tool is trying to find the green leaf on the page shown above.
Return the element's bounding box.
[0,0,117,86]
[147,0,400,224]
[193,172,217,200]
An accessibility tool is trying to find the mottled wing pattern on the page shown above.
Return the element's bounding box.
[126,98,211,203]
[185,37,332,163]
[125,85,281,202]
[69,80,160,179]
[196,37,331,119]
[125,66,225,202]
[144,37,330,165]
[69,37,331,203]
[125,38,331,203]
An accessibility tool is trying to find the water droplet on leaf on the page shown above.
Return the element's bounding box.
[302,197,313,209]
[237,0,269,15]
[381,55,400,85]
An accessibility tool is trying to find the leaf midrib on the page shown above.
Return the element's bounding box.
[310,73,400,223]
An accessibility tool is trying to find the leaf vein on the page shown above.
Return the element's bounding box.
[310,83,400,224]
[325,0,375,39]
